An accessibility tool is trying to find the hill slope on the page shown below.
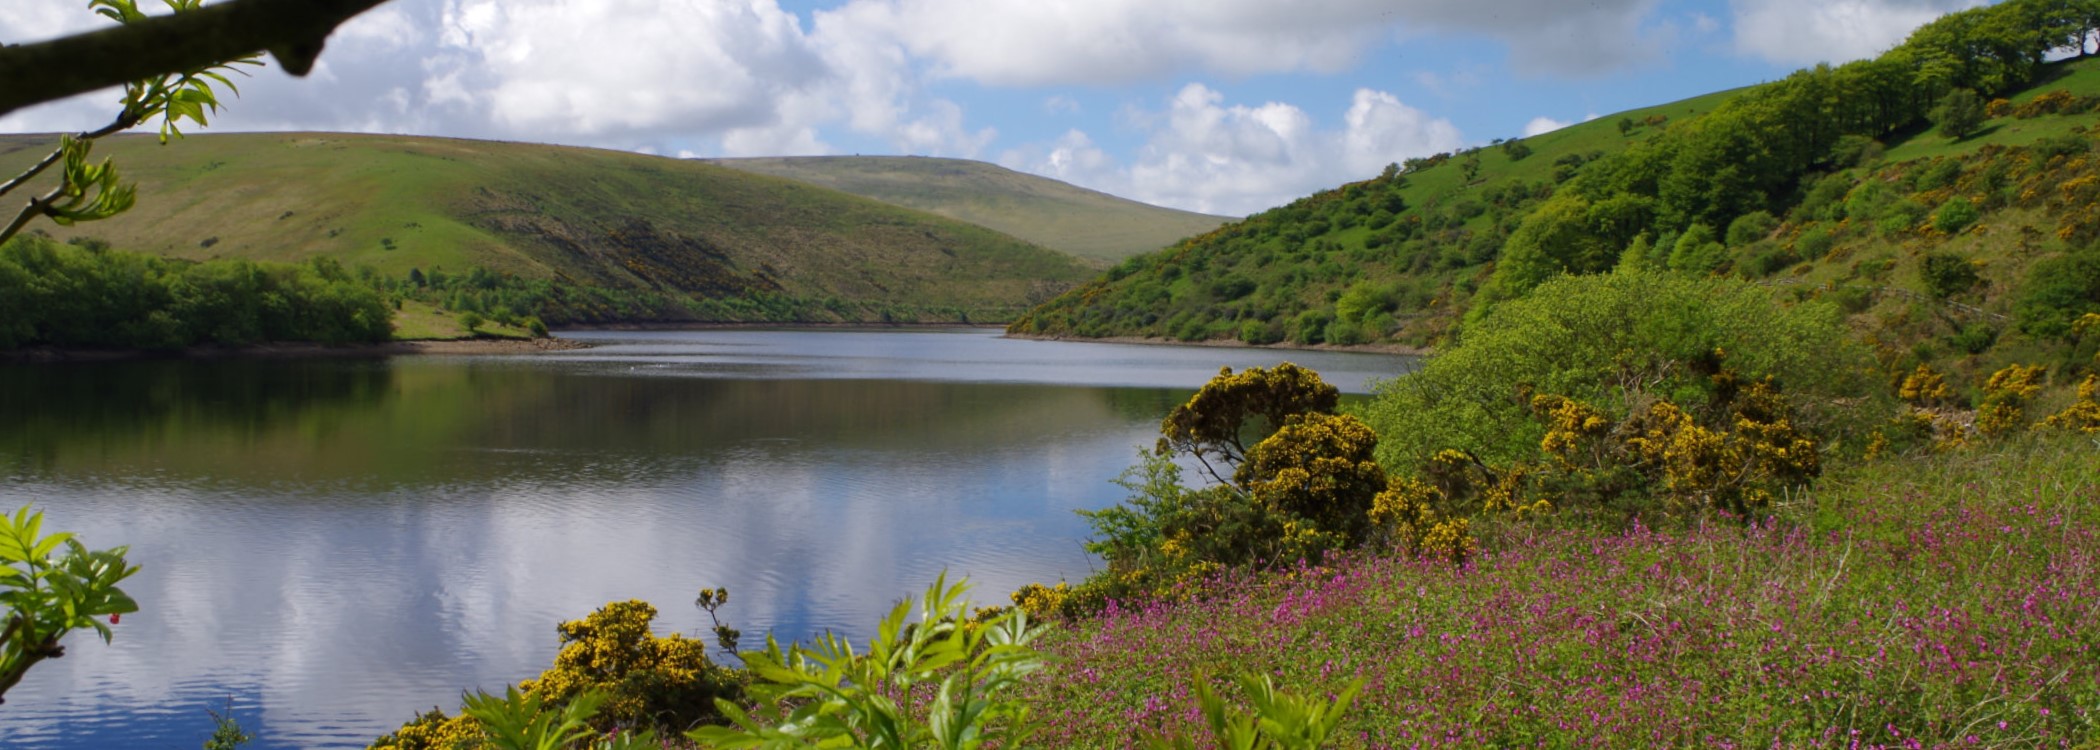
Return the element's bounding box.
[1014,1,2100,381]
[0,132,1095,323]
[710,156,1233,263]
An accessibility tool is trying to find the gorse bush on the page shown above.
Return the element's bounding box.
[371,599,745,749]
[1366,271,1869,477]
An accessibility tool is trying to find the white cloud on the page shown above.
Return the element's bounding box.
[1523,116,1572,137]
[828,0,1670,86]
[1043,96,1081,116]
[1006,84,1463,216]
[437,0,825,139]
[1730,0,1986,65]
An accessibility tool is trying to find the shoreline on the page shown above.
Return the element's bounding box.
[0,336,592,364]
[1002,331,1430,357]
[1,325,1426,363]
[556,321,1005,332]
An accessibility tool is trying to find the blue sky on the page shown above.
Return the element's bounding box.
[1,0,1985,215]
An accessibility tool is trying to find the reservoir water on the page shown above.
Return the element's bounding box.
[0,328,1413,749]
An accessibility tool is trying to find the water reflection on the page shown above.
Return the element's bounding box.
[0,329,1412,749]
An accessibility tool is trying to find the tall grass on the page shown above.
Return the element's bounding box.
[1027,436,2100,748]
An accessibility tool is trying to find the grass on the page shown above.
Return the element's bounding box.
[1884,56,2100,163]
[1024,435,2100,747]
[0,132,1097,321]
[389,299,531,341]
[713,156,1234,264]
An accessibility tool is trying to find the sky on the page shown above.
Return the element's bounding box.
[1,0,1988,217]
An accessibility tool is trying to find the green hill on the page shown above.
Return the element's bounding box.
[710,156,1233,263]
[1013,0,2100,383]
[0,132,1096,325]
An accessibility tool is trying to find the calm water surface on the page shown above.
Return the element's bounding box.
[0,328,1412,749]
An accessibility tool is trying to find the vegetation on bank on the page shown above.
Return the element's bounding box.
[1011,0,2100,368]
[0,233,390,350]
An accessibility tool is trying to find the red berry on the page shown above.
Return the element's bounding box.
[109,613,119,625]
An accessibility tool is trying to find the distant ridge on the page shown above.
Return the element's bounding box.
[0,132,1096,323]
[711,155,1233,263]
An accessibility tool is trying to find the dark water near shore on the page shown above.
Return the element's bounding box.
[0,328,1412,749]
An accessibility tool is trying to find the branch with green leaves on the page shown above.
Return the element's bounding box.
[0,0,389,247]
[689,572,1050,750]
[0,505,140,704]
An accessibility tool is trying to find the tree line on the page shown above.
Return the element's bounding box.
[0,233,391,350]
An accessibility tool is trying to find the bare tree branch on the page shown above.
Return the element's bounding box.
[0,0,393,119]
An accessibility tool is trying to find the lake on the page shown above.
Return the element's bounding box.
[0,328,1414,749]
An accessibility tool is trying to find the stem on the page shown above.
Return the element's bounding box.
[0,112,135,203]
[0,185,65,249]
[0,0,393,118]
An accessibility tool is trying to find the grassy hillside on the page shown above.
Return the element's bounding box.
[1008,87,1746,347]
[0,132,1096,324]
[1014,1,2100,380]
[711,156,1233,263]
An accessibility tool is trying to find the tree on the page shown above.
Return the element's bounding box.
[1156,363,1339,485]
[1933,88,1986,140]
[1,0,393,245]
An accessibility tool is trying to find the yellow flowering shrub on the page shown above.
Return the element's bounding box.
[1898,363,1952,407]
[518,599,743,732]
[1976,364,2047,437]
[1369,477,1476,563]
[1621,379,1819,515]
[1011,582,1071,620]
[367,707,480,750]
[1238,412,1387,540]
[2044,375,2100,433]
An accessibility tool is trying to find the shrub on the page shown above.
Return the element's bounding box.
[1932,196,1979,235]
[1363,271,1873,485]
[1828,134,1883,168]
[1932,88,1985,140]
[1919,252,1980,298]
[2014,250,2100,340]
[1724,210,1779,247]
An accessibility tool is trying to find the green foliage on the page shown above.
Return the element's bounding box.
[689,574,1048,750]
[1932,88,1987,141]
[2015,249,2100,340]
[1724,210,1779,247]
[1920,252,1981,298]
[457,311,485,334]
[460,686,614,750]
[1827,134,1884,168]
[1018,2,2100,349]
[202,704,252,750]
[1141,674,1364,750]
[1667,223,1727,274]
[1932,196,1980,234]
[0,506,140,702]
[1363,271,1871,480]
[0,234,392,349]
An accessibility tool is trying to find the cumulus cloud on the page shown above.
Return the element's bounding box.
[1730,0,1987,65]
[1523,116,1572,137]
[2,0,1676,209]
[1006,84,1464,216]
[830,0,1670,85]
